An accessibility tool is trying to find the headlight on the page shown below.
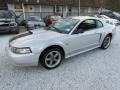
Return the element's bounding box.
[28,23,33,26]
[11,47,32,54]
[10,23,17,26]
[28,22,34,26]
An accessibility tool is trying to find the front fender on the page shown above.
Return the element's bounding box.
[32,41,67,57]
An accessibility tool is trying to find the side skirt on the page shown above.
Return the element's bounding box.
[65,45,100,59]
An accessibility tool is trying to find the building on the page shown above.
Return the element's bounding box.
[1,0,100,18]
[0,0,8,9]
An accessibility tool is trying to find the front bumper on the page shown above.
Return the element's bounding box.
[0,26,18,32]
[6,46,39,66]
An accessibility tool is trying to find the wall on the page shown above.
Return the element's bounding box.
[63,6,68,18]
[7,3,99,18]
[41,5,53,12]
[7,4,15,11]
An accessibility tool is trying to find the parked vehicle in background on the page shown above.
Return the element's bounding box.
[100,11,120,21]
[7,16,116,69]
[15,13,27,27]
[113,12,120,20]
[44,15,62,26]
[95,15,120,26]
[26,16,46,30]
[0,10,19,34]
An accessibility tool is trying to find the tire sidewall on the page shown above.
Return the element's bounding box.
[40,48,63,69]
[101,35,112,49]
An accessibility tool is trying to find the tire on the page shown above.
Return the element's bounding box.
[101,35,112,49]
[11,28,19,34]
[40,48,64,69]
[13,30,19,34]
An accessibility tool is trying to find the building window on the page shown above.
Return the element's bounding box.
[53,5,63,16]
[15,4,23,12]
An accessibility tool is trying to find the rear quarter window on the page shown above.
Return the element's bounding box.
[96,20,103,28]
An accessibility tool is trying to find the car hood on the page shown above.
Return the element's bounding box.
[10,29,65,47]
[28,21,45,26]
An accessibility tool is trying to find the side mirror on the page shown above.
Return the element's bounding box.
[79,29,84,33]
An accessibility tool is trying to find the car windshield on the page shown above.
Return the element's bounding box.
[28,16,42,21]
[0,11,12,19]
[49,18,79,34]
[113,12,120,17]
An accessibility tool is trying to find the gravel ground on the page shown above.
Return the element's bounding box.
[0,26,120,90]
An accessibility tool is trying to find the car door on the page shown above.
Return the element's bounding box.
[65,19,103,56]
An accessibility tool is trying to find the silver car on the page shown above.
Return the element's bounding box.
[0,10,19,34]
[27,16,46,30]
[7,16,116,69]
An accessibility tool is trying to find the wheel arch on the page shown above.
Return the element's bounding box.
[39,45,65,63]
[107,33,112,38]
[101,33,113,43]
[100,33,112,49]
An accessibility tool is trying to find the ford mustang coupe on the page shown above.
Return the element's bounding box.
[7,16,116,69]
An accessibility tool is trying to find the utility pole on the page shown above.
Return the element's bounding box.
[78,0,80,15]
[22,3,25,20]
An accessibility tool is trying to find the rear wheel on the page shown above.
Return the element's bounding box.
[40,48,64,69]
[101,35,112,49]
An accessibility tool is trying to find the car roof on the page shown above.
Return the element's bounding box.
[72,16,99,21]
[29,16,40,17]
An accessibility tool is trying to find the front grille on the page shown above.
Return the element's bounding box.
[0,23,9,26]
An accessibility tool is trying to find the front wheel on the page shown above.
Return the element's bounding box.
[10,27,19,34]
[101,35,112,49]
[40,48,63,69]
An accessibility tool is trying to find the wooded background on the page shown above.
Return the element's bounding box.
[89,0,120,11]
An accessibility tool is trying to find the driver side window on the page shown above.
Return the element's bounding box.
[79,19,96,30]
[73,19,96,34]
